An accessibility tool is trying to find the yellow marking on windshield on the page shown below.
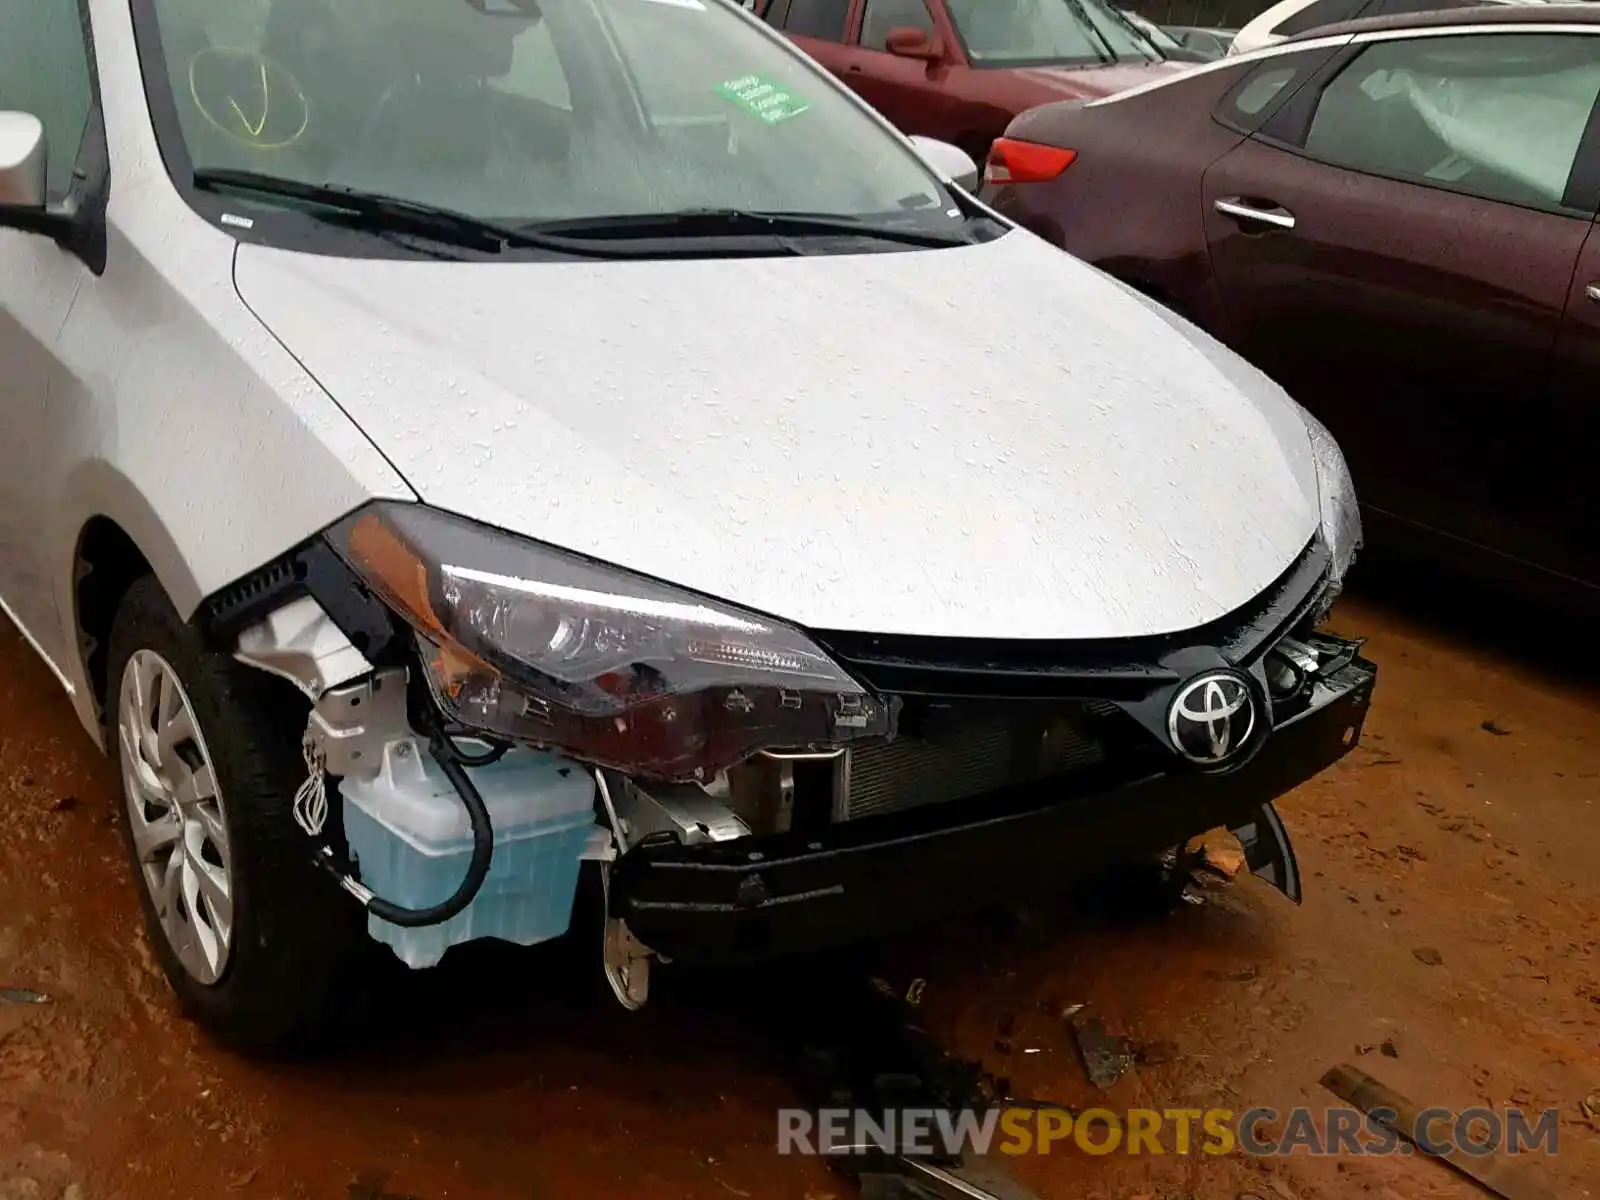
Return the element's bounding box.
[227,61,271,139]
[188,48,310,151]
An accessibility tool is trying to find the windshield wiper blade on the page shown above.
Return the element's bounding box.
[191,168,623,257]
[518,207,973,249]
[1059,0,1117,63]
[192,174,969,256]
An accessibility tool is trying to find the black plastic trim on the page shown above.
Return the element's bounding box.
[196,535,403,663]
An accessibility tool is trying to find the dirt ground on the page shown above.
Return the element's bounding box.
[0,580,1596,1200]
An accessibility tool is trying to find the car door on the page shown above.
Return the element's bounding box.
[760,0,856,74]
[0,0,101,671]
[828,0,963,139]
[1544,224,1600,591]
[1201,29,1600,570]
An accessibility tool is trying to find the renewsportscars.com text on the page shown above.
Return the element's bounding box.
[777,1105,1562,1158]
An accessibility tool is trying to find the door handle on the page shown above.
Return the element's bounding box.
[1214,197,1296,231]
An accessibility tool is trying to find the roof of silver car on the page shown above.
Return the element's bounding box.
[1287,1,1600,42]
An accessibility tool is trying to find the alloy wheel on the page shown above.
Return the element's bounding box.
[118,649,235,985]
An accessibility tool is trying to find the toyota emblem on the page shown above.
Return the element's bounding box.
[1167,671,1257,765]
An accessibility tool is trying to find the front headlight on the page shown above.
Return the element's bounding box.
[326,503,891,781]
[1300,406,1362,604]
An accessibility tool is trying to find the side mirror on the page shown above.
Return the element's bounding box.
[0,112,47,211]
[908,135,979,192]
[885,26,942,61]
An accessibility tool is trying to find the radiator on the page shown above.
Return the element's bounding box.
[839,703,1106,821]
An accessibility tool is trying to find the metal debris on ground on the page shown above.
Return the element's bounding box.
[1070,1015,1130,1092]
[795,971,1046,1200]
[0,987,50,1005]
[1321,1063,1559,1200]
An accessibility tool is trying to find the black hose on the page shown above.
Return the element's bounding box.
[311,721,497,929]
[447,736,510,768]
[364,736,496,927]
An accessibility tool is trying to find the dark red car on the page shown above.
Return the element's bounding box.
[981,5,1600,613]
[752,0,1188,164]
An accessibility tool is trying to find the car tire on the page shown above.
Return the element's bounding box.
[106,575,371,1055]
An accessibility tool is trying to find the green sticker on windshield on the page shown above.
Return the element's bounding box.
[715,74,811,124]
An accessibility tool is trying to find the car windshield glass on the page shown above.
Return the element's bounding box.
[136,0,956,229]
[947,0,1161,64]
[1119,9,1179,52]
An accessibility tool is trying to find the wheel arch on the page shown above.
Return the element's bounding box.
[74,516,159,734]
[63,463,206,740]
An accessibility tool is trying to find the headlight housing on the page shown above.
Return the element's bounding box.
[326,503,891,781]
[1300,406,1362,606]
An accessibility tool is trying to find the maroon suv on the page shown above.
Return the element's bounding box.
[754,0,1187,164]
[981,5,1600,613]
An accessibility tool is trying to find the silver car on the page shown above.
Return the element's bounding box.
[0,0,1372,1052]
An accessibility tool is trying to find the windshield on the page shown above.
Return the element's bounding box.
[137,0,956,232]
[947,0,1161,65]
[1119,9,1180,53]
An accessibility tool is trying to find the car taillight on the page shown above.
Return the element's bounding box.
[983,138,1077,186]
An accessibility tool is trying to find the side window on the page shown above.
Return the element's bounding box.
[860,0,936,51]
[0,0,94,198]
[1213,49,1335,133]
[1273,0,1368,39]
[778,0,852,40]
[1297,34,1600,211]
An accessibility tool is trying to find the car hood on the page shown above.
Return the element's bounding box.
[232,231,1319,641]
[1008,59,1189,101]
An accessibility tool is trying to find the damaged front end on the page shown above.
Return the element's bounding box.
[203,501,1375,1008]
